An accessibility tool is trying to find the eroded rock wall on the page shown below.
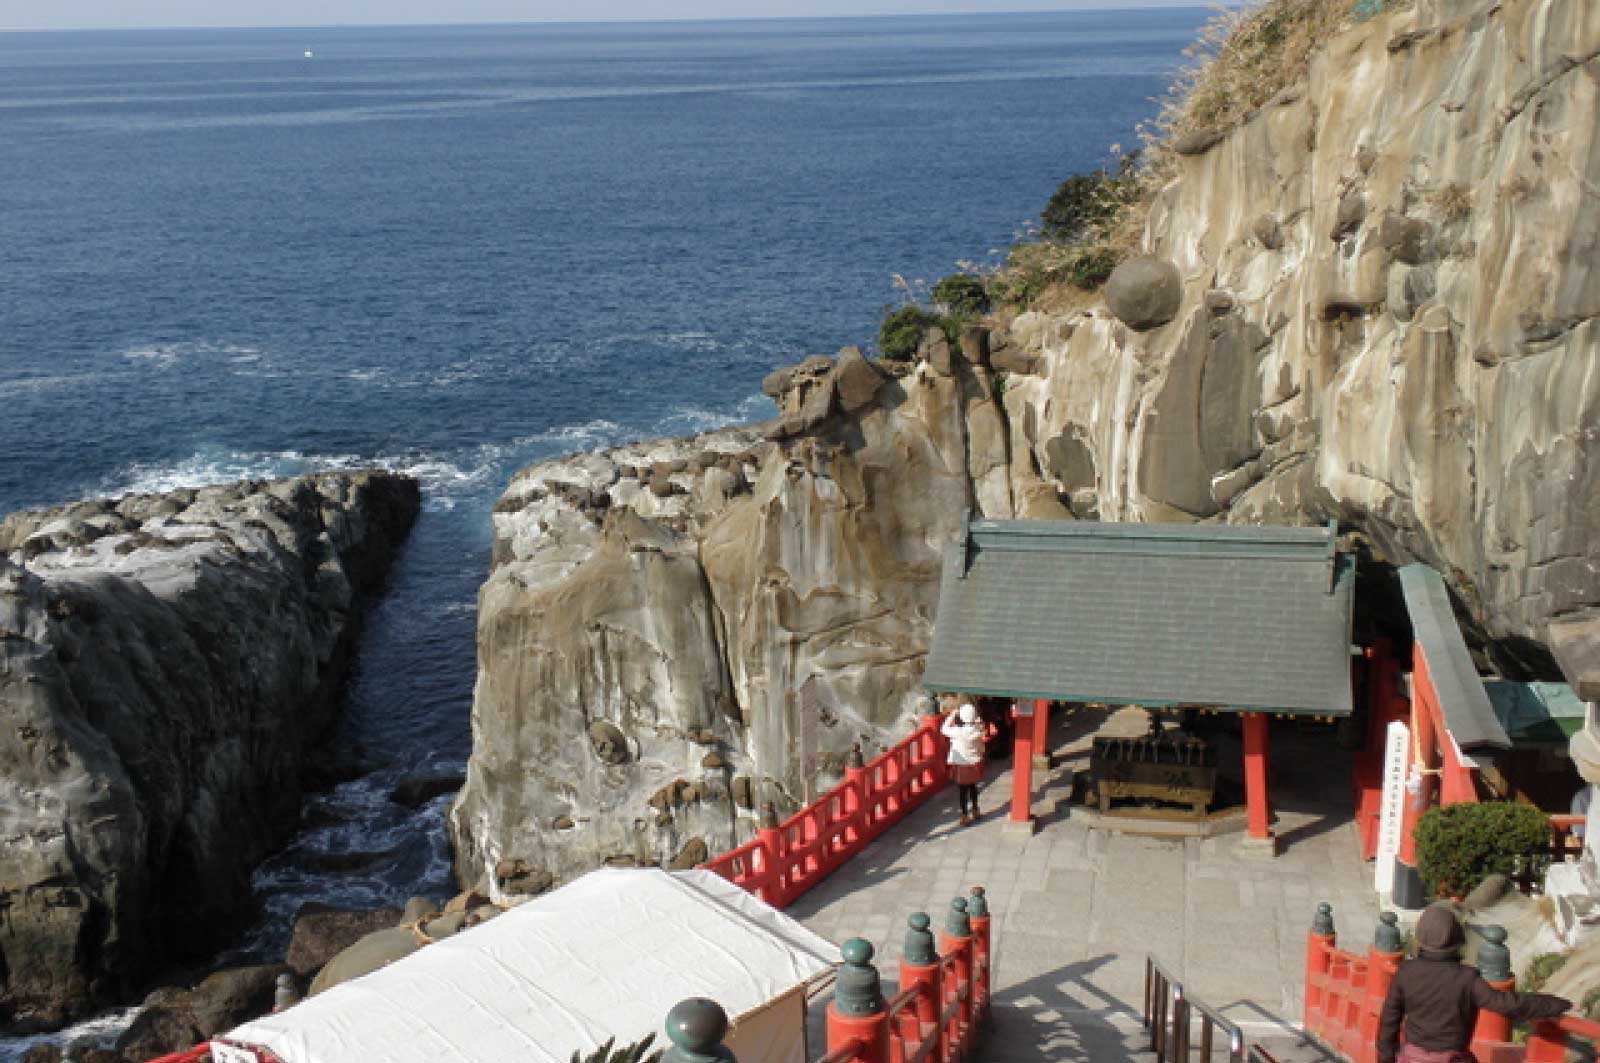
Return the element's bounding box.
[0,471,419,1030]
[999,0,1600,678]
[454,0,1600,893]
[450,351,1003,895]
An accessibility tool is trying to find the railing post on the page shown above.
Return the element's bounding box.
[1305,903,1336,1033]
[940,898,974,1051]
[829,938,890,1063]
[845,745,870,843]
[899,913,943,1063]
[920,701,948,790]
[1471,926,1515,1051]
[1361,913,1403,1063]
[1171,983,1190,1063]
[758,802,788,907]
[967,887,991,1020]
[665,998,736,1063]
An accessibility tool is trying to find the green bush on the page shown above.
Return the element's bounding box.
[878,305,946,360]
[1414,802,1552,899]
[1520,953,1568,994]
[932,273,991,318]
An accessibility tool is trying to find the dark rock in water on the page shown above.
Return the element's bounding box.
[115,964,284,1060]
[389,772,466,808]
[1104,257,1183,331]
[286,904,403,978]
[0,470,420,1032]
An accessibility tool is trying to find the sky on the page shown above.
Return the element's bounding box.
[0,1,1207,32]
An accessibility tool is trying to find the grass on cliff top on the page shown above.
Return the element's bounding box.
[988,0,1378,311]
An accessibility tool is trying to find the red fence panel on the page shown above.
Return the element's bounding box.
[702,713,950,908]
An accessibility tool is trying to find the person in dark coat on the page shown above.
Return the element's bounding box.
[1377,906,1571,1063]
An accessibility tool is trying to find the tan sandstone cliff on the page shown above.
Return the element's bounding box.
[451,0,1600,892]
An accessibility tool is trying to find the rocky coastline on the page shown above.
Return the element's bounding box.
[449,0,1600,896]
[0,471,419,1033]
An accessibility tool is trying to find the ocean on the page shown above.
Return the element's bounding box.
[0,10,1204,1054]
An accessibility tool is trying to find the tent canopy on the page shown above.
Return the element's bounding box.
[224,869,839,1063]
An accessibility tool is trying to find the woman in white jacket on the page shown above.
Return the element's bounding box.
[942,703,987,825]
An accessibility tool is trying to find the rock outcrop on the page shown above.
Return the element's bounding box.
[450,347,1008,894]
[997,0,1600,678]
[0,471,420,1031]
[454,0,1600,890]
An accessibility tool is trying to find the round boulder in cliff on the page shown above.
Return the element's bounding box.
[1104,256,1183,331]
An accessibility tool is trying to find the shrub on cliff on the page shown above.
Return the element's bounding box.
[1414,802,1551,899]
[1150,0,1358,151]
[932,273,991,319]
[879,304,947,360]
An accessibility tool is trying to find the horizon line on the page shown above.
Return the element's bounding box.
[0,4,1219,35]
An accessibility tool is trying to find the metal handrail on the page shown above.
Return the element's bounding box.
[1144,955,1247,1063]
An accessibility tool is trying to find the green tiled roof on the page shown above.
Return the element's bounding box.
[923,518,1355,715]
[1399,564,1511,752]
[1483,680,1586,747]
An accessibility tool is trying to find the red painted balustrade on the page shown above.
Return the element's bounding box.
[1304,904,1598,1063]
[826,893,991,1063]
[702,711,950,908]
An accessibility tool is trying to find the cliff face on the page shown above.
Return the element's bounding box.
[1009,0,1600,677]
[0,471,419,1031]
[450,349,1006,893]
[453,0,1600,889]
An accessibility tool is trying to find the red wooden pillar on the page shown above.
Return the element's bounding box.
[1009,701,1035,825]
[1030,698,1050,771]
[1243,712,1274,847]
[1395,652,1440,908]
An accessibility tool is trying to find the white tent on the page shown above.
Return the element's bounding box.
[217,869,839,1063]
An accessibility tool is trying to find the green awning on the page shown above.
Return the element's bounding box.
[1483,680,1587,748]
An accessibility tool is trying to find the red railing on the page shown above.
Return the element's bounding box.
[1303,906,1599,1063]
[1305,925,1397,1063]
[702,713,949,908]
[835,894,991,1063]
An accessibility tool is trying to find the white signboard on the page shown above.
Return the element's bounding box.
[1374,720,1410,895]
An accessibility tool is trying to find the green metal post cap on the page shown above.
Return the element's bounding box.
[904,912,938,966]
[946,897,972,938]
[1374,912,1402,954]
[1313,902,1335,936]
[967,886,989,919]
[665,998,734,1063]
[1477,925,1512,983]
[834,938,884,1016]
[846,744,865,770]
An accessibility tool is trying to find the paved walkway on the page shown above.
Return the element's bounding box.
[791,708,1378,1063]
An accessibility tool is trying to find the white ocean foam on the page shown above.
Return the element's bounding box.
[98,399,762,513]
[0,1006,141,1063]
[122,340,262,370]
[0,371,124,397]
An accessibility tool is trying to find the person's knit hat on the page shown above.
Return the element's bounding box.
[1415,905,1465,953]
[958,703,978,724]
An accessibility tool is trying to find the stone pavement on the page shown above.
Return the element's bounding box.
[790,709,1378,1063]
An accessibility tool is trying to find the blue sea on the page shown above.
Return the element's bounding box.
[0,9,1203,1051]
